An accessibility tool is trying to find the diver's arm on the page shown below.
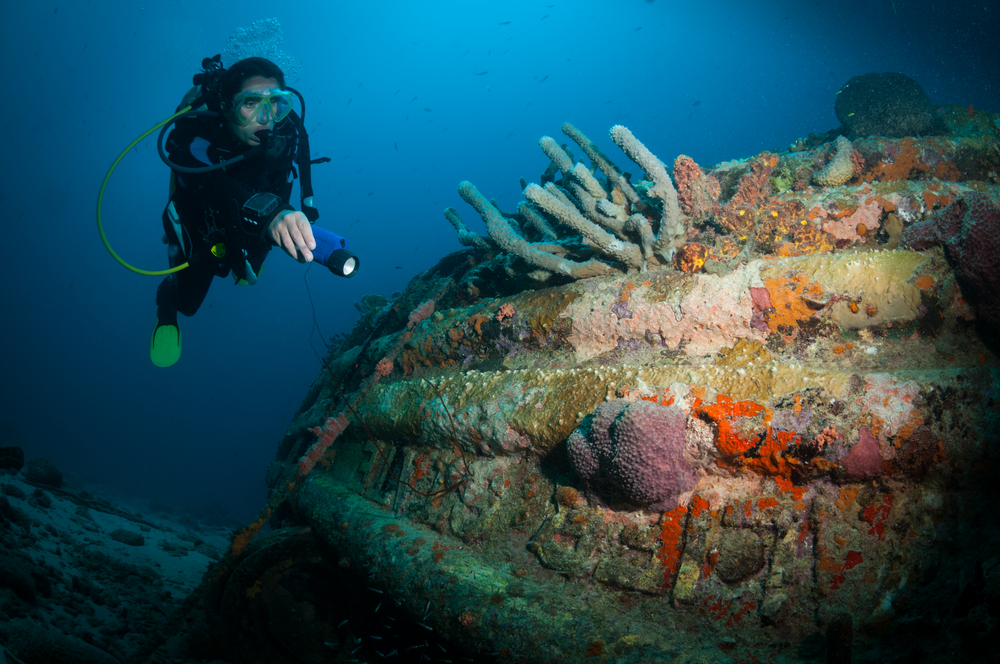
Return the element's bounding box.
[268,210,316,263]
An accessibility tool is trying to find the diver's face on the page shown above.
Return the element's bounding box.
[229,76,281,146]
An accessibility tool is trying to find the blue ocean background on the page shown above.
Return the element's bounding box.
[3,0,997,523]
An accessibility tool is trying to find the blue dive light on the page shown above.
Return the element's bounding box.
[312,226,359,278]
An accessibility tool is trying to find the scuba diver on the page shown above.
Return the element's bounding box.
[148,55,357,367]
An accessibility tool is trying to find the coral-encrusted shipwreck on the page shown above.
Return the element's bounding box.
[225,106,997,664]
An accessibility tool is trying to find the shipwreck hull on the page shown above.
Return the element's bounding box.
[265,245,1000,663]
[251,114,1000,662]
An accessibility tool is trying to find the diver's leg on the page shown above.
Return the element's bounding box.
[151,274,183,368]
[151,209,209,366]
[170,262,215,318]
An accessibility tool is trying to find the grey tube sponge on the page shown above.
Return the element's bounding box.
[569,163,608,200]
[450,124,690,280]
[562,122,645,214]
[444,207,497,251]
[624,213,655,263]
[517,201,559,241]
[523,184,644,269]
[539,136,574,175]
[458,181,614,280]
[609,125,686,261]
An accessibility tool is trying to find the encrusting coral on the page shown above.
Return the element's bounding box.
[449,123,689,280]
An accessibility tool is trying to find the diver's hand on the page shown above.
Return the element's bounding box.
[268,211,316,263]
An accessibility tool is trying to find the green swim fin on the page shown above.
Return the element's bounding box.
[150,317,182,367]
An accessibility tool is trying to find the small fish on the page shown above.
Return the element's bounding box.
[367,191,374,196]
[539,75,548,82]
[410,96,418,102]
[394,142,398,151]
[346,98,352,105]
[692,100,701,106]
[474,71,489,75]
[499,21,511,25]
[394,88,400,95]
[541,14,549,19]
[358,82,363,88]
[848,112,855,117]
[634,26,642,31]
[487,86,490,92]
[424,107,432,112]
[506,131,514,137]
[395,266,405,269]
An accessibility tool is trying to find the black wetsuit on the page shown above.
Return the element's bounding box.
[156,111,300,319]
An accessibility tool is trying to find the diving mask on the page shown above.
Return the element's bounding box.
[231,88,293,126]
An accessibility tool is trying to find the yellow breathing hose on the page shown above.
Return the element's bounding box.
[96,105,192,275]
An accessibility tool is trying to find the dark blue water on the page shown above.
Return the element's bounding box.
[3,0,997,522]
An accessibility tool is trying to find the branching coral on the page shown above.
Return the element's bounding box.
[449,123,691,280]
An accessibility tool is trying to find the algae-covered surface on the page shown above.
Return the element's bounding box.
[247,109,1000,664]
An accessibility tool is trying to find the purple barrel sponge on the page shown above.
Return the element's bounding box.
[567,399,698,510]
[904,193,1000,338]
